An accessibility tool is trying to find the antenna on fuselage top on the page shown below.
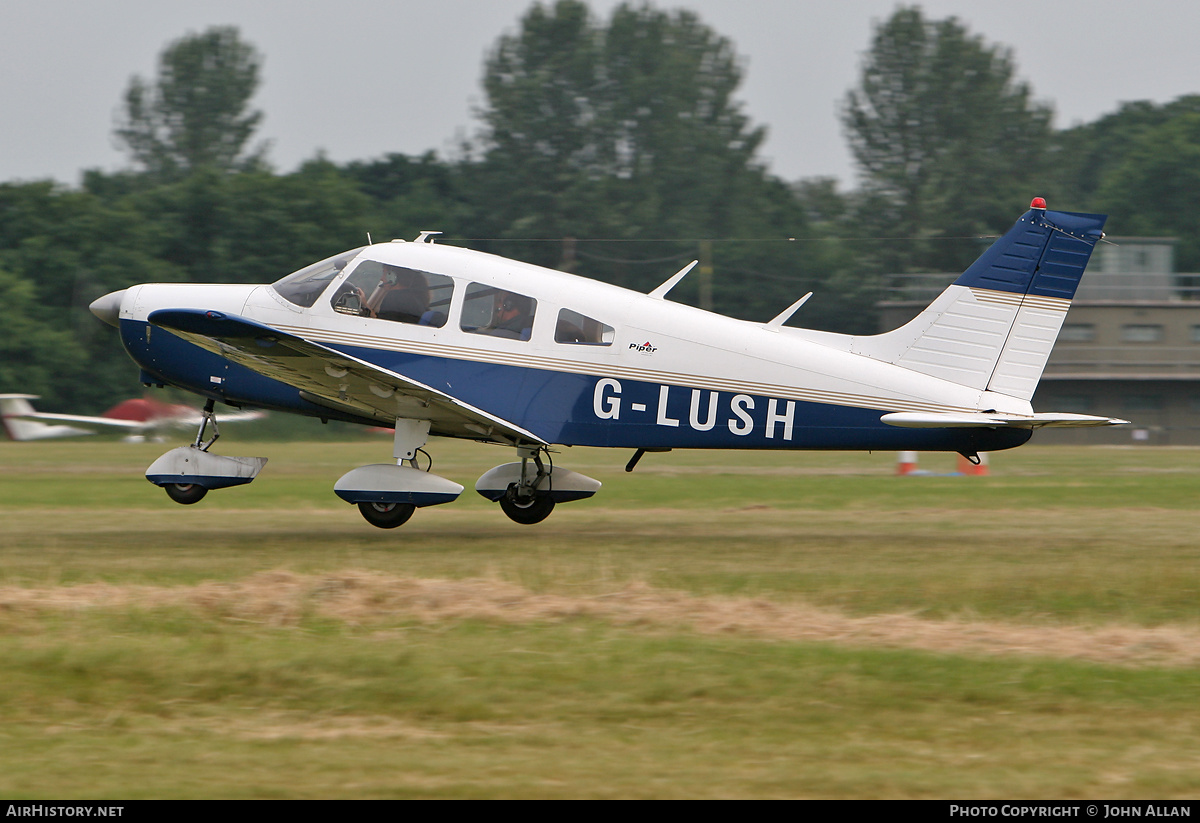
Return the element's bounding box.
[763,293,813,332]
[366,231,373,245]
[648,260,699,300]
[415,231,442,244]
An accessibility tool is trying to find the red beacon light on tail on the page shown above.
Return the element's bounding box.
[1030,197,1047,210]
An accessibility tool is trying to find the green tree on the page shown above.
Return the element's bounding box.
[473,0,771,247]
[109,158,373,285]
[341,151,472,240]
[0,180,182,411]
[1051,95,1200,209]
[472,0,606,252]
[0,268,87,402]
[468,1,854,328]
[216,158,375,283]
[842,6,1053,272]
[1094,110,1200,271]
[115,26,267,180]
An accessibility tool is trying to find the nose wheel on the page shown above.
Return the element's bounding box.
[145,399,268,506]
[162,399,220,505]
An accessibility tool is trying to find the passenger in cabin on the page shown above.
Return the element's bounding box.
[482,291,535,340]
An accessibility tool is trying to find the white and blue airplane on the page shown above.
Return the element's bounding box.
[89,198,1125,528]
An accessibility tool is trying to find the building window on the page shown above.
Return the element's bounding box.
[1190,325,1200,343]
[1121,324,1164,343]
[1059,324,1095,343]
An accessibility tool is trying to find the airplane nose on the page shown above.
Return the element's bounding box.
[89,289,126,327]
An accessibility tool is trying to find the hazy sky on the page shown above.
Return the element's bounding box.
[4,0,1199,188]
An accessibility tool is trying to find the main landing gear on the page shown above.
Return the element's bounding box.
[496,447,557,524]
[475,446,602,525]
[145,399,268,504]
[147,406,603,529]
[333,419,464,529]
[500,488,556,525]
[336,422,602,529]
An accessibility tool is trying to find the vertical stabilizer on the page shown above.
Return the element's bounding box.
[853,201,1107,401]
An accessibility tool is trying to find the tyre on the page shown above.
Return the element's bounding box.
[499,491,555,525]
[164,483,207,505]
[357,501,416,529]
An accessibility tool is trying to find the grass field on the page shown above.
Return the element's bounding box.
[1,437,1199,798]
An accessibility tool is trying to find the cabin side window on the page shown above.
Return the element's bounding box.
[272,247,365,308]
[330,261,453,328]
[555,309,614,346]
[460,283,537,341]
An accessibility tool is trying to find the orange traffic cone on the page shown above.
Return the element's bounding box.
[896,451,919,475]
[956,452,989,476]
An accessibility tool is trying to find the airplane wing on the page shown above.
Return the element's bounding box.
[7,411,146,431]
[148,309,547,446]
[156,408,267,427]
[881,411,1130,429]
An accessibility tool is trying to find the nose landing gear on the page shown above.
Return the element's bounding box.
[145,399,268,504]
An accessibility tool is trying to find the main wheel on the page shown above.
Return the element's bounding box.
[357,501,415,529]
[164,483,207,505]
[499,490,556,525]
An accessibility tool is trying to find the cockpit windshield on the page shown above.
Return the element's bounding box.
[271,247,366,308]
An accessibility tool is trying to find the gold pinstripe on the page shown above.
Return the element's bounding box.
[267,321,995,417]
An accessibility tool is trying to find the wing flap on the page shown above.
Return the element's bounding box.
[148,309,546,445]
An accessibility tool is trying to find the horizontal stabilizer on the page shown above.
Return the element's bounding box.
[881,411,1130,429]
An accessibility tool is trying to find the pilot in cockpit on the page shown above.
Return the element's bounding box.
[367,266,430,323]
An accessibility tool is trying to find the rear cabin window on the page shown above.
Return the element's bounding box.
[330,261,453,328]
[272,248,365,308]
[555,309,614,345]
[460,283,537,341]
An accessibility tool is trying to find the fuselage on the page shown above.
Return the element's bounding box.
[104,240,1033,453]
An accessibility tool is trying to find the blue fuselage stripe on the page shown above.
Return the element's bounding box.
[121,319,1031,453]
